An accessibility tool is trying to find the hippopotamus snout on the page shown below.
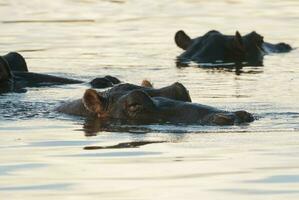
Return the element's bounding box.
[159,101,254,125]
[207,110,254,125]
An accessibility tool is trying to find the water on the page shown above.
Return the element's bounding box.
[0,0,299,199]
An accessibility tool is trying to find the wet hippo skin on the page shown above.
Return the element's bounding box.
[57,82,253,126]
[0,52,120,93]
[175,30,292,67]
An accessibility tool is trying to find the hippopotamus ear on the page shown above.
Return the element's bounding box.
[2,52,28,72]
[175,30,192,50]
[141,79,153,88]
[233,31,245,51]
[83,89,106,115]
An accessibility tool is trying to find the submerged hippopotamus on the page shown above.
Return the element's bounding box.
[57,81,254,125]
[0,52,120,94]
[175,30,292,66]
[56,80,191,117]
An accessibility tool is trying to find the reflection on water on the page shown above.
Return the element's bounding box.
[84,140,166,150]
[0,0,299,199]
[176,61,265,75]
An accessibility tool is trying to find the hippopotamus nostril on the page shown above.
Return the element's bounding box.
[210,113,234,125]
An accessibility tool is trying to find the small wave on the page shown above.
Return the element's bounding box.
[2,19,95,24]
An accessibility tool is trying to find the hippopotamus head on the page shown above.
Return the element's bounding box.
[175,30,265,66]
[82,84,253,125]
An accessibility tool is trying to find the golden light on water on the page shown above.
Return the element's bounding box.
[0,0,299,199]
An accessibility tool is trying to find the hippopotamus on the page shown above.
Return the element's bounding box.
[175,30,292,66]
[56,80,191,117]
[0,52,120,94]
[57,81,254,125]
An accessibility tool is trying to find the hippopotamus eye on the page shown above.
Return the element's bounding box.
[128,103,142,113]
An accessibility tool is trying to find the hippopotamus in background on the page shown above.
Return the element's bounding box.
[57,81,254,125]
[0,52,120,94]
[175,30,292,67]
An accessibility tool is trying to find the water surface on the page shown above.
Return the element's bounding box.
[0,0,299,199]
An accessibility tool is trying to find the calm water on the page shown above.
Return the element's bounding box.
[1,0,299,199]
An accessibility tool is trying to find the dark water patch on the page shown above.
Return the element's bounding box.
[84,140,166,150]
[0,183,72,191]
[0,100,59,120]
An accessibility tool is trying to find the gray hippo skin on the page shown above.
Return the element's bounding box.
[175,30,292,66]
[57,82,254,125]
[0,52,120,93]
